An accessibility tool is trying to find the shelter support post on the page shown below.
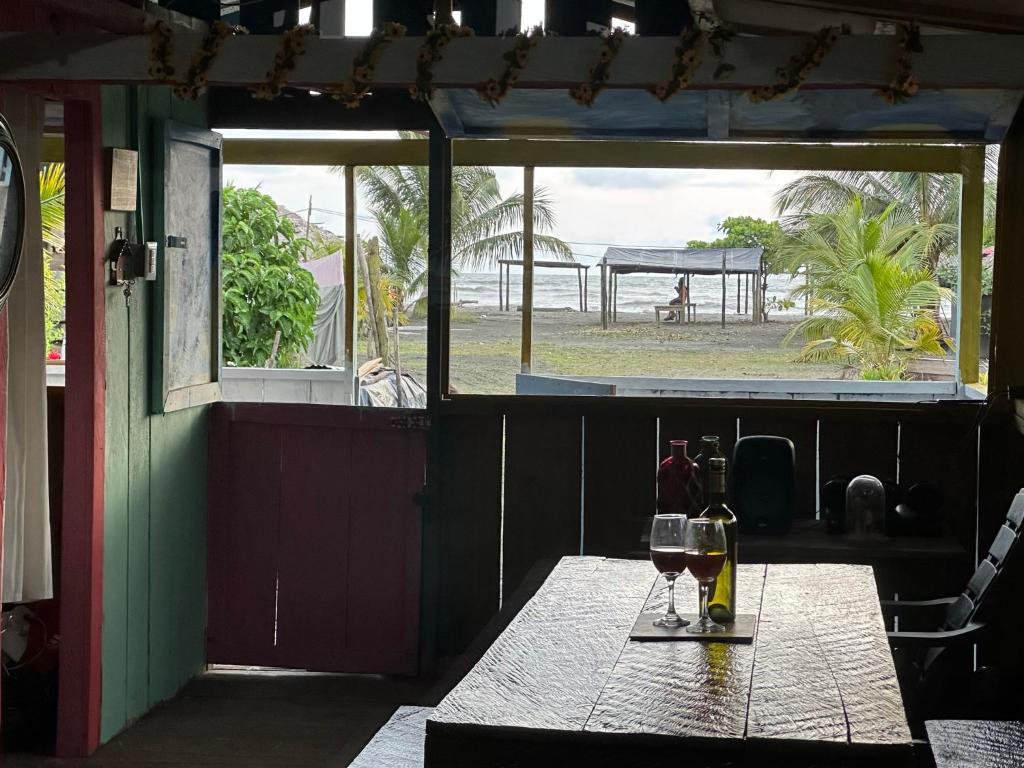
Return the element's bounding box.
[521,166,534,374]
[498,262,503,311]
[958,145,985,385]
[721,251,726,329]
[737,274,741,313]
[601,264,608,330]
[505,262,510,312]
[343,165,357,403]
[613,273,617,323]
[584,269,588,312]
[577,267,583,312]
[991,103,1024,399]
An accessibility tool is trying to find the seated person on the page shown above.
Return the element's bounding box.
[666,278,688,321]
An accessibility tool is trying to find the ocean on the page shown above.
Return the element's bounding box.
[452,271,808,316]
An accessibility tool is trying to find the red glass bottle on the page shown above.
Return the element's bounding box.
[657,440,703,518]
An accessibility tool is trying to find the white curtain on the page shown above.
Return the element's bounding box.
[2,91,52,604]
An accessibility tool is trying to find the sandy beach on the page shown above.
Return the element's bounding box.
[383,305,844,395]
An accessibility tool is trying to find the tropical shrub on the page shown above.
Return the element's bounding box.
[221,185,320,367]
[776,199,952,380]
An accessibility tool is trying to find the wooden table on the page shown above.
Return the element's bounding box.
[426,557,913,767]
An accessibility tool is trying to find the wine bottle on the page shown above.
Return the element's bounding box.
[693,435,723,508]
[657,440,702,518]
[700,456,737,623]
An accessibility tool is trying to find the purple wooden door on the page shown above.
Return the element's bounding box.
[207,404,425,674]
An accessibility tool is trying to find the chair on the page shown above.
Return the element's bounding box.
[883,490,1024,730]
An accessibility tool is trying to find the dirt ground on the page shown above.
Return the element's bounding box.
[383,307,842,395]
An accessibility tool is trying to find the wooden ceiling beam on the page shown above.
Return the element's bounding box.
[2,32,1024,89]
[743,0,1024,35]
[221,137,968,171]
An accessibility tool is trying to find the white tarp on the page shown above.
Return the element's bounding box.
[601,246,763,275]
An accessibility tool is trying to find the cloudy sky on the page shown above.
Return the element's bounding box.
[221,129,799,272]
[223,2,801,271]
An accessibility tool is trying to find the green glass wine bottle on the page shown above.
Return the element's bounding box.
[694,435,723,509]
[700,457,737,623]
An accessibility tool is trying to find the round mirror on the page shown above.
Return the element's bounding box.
[0,114,25,309]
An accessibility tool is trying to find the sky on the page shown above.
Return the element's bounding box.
[224,2,799,272]
[221,129,799,271]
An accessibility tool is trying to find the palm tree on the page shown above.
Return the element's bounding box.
[777,198,952,380]
[39,162,65,350]
[340,157,573,310]
[773,149,998,270]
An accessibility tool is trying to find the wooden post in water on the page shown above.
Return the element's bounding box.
[521,166,535,374]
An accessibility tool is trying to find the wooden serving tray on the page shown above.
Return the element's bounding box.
[629,612,758,643]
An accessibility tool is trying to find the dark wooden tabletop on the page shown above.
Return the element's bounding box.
[426,557,913,767]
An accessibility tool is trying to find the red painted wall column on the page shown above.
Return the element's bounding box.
[57,92,105,758]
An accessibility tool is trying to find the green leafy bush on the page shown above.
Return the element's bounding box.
[221,186,320,367]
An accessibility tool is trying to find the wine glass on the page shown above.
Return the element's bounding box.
[650,514,689,628]
[684,518,728,634]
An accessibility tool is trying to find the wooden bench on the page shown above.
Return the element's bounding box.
[926,720,1024,767]
[350,706,432,768]
[653,303,695,325]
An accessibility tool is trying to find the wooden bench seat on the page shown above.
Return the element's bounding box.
[926,720,1024,767]
[350,706,432,768]
[653,303,695,324]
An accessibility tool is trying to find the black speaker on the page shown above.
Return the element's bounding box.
[731,435,795,535]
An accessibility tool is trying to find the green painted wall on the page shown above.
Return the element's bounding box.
[100,85,210,743]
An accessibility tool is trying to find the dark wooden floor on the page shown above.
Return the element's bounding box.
[4,670,433,768]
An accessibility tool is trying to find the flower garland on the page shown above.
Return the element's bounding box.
[147,20,176,82]
[650,27,704,102]
[254,23,316,101]
[329,22,407,108]
[410,23,475,102]
[142,20,919,111]
[569,27,628,107]
[878,23,922,105]
[174,21,243,101]
[747,25,843,103]
[478,26,543,107]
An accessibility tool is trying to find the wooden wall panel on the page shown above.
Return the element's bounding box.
[436,413,503,656]
[99,86,213,744]
[818,417,899,485]
[346,424,423,673]
[583,412,657,555]
[206,419,281,665]
[657,410,738,465]
[275,425,353,670]
[900,419,979,555]
[738,414,818,519]
[148,410,210,702]
[207,405,425,674]
[502,412,582,602]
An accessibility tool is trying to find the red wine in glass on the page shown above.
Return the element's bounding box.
[685,550,726,580]
[650,546,688,575]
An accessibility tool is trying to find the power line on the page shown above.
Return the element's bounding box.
[299,206,704,249]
